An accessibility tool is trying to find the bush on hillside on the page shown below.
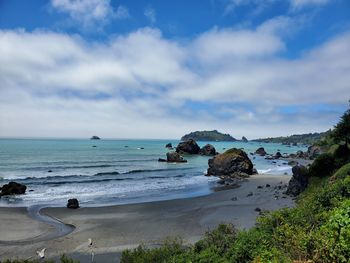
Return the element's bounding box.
[308,153,336,178]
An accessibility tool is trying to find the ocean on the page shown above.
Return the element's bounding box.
[0,139,306,207]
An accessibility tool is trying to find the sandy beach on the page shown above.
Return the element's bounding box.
[0,174,294,262]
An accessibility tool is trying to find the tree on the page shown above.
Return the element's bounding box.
[332,101,350,145]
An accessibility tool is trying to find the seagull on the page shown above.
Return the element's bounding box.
[36,248,46,259]
[88,238,93,247]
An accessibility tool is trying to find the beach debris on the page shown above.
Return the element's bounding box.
[254,207,262,212]
[36,248,46,259]
[247,192,253,197]
[257,185,263,189]
[67,198,80,209]
[0,181,27,196]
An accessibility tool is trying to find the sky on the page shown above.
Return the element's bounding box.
[0,0,349,139]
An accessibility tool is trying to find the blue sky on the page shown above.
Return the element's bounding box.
[0,0,349,139]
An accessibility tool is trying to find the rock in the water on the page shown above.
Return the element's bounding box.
[158,158,167,162]
[255,147,267,156]
[166,152,187,163]
[207,148,254,178]
[176,139,200,154]
[67,198,80,209]
[0,182,26,196]
[90,136,100,140]
[241,136,248,142]
[286,165,309,196]
[274,152,282,159]
[199,144,217,156]
[165,143,172,148]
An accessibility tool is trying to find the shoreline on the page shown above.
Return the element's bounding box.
[0,173,294,262]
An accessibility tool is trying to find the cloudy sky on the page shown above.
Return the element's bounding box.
[0,0,349,139]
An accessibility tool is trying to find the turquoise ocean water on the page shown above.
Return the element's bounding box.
[0,139,306,207]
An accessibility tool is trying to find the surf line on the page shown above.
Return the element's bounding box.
[0,205,75,245]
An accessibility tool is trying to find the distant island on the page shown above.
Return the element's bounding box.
[90,136,100,140]
[181,130,237,141]
[253,131,330,145]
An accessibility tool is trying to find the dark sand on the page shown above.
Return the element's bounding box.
[0,174,293,262]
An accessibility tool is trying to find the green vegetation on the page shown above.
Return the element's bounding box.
[253,131,329,145]
[181,130,237,141]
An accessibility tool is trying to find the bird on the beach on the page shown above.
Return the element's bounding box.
[88,238,93,247]
[36,248,46,259]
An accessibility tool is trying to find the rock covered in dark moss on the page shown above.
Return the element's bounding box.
[286,165,308,196]
[0,182,27,196]
[176,139,200,154]
[199,144,217,156]
[207,148,253,178]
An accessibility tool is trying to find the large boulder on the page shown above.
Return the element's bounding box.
[165,143,172,148]
[67,198,80,209]
[241,136,248,142]
[286,165,308,196]
[166,152,187,163]
[199,144,217,156]
[274,151,282,159]
[207,148,254,178]
[176,139,200,154]
[255,147,267,156]
[0,182,27,196]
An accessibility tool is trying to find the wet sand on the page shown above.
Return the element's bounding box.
[0,174,293,262]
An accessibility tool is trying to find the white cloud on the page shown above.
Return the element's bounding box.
[0,21,349,139]
[50,0,129,30]
[144,7,156,24]
[115,5,130,19]
[290,0,330,9]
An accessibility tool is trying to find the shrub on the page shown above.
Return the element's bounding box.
[308,153,335,178]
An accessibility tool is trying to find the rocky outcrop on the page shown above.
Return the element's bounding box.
[166,152,187,163]
[67,198,80,209]
[255,147,267,156]
[90,136,100,140]
[0,182,27,196]
[241,136,248,142]
[274,152,282,159]
[199,144,217,156]
[165,143,172,148]
[207,148,254,178]
[307,145,323,159]
[176,139,200,154]
[286,165,309,196]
